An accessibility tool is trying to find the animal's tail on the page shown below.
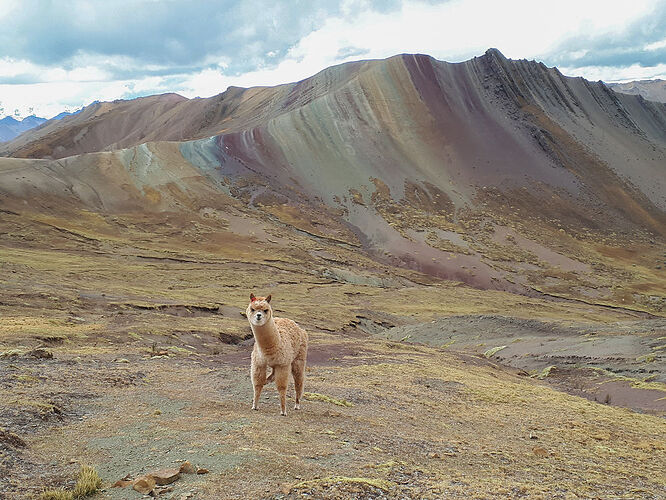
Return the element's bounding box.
[266,369,275,383]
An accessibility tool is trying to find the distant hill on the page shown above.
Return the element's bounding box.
[0,110,79,142]
[0,115,47,142]
[50,110,78,120]
[609,79,666,103]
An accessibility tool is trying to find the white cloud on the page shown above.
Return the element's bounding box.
[0,80,140,118]
[1,0,664,118]
[559,63,666,83]
[645,38,666,51]
[181,0,662,97]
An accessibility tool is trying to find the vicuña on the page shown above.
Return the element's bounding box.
[246,293,308,416]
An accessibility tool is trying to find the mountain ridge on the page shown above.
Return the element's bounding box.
[0,49,664,312]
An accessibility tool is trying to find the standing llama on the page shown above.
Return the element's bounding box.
[246,293,308,416]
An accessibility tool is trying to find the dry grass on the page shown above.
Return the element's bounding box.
[303,392,354,407]
[40,466,101,500]
[292,476,394,492]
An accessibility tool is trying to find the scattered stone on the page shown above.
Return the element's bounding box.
[427,452,440,459]
[116,358,130,363]
[532,447,549,458]
[150,467,181,485]
[280,483,292,494]
[196,467,209,475]
[133,475,156,494]
[529,432,539,440]
[112,479,133,488]
[154,409,162,416]
[179,461,196,474]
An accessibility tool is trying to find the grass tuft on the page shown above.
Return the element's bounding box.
[40,465,101,500]
[0,349,23,358]
[40,489,72,500]
[304,392,354,407]
[533,365,557,380]
[293,476,393,491]
[483,345,507,358]
[71,465,102,498]
[636,353,656,363]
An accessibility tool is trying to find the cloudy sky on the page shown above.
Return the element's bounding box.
[1,0,665,119]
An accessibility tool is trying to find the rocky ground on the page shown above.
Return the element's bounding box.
[2,327,665,499]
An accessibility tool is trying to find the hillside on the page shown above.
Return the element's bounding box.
[0,50,665,498]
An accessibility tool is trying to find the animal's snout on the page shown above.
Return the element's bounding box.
[256,312,262,320]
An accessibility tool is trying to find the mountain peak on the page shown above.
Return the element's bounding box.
[484,47,507,59]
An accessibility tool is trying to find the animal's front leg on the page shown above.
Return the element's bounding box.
[273,365,290,416]
[251,362,267,410]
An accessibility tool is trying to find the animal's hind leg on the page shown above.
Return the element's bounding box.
[291,358,305,410]
[251,362,267,410]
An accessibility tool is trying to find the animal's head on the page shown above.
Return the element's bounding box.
[246,293,272,327]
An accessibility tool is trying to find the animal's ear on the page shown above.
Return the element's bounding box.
[250,293,256,302]
[266,294,271,303]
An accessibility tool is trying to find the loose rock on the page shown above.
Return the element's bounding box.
[179,461,196,474]
[150,467,181,485]
[133,475,156,494]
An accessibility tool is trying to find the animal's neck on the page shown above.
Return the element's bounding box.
[252,318,280,352]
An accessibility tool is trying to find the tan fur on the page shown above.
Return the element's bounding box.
[246,293,308,416]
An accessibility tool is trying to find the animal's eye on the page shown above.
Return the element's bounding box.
[263,309,269,313]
